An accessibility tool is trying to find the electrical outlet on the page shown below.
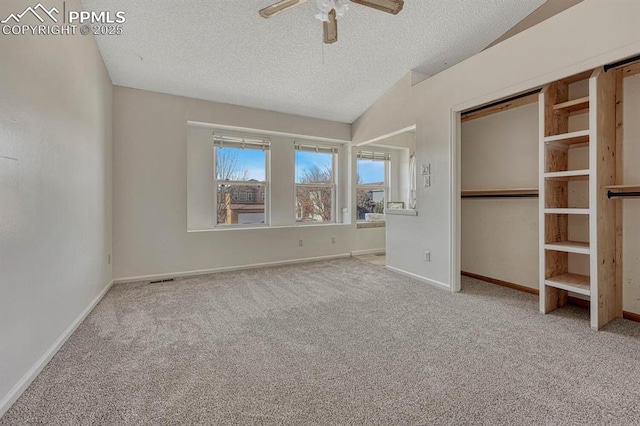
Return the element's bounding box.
[421,163,431,175]
[424,251,431,262]
[298,239,304,247]
[331,236,336,244]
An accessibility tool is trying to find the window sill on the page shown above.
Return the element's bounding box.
[385,209,418,217]
[188,223,351,233]
[357,222,386,229]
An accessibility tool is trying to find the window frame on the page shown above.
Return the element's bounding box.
[294,143,339,225]
[212,134,270,228]
[356,151,391,222]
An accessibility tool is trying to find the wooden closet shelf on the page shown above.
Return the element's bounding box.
[544,241,590,255]
[606,184,640,190]
[552,96,590,115]
[544,208,590,215]
[545,273,591,296]
[544,130,590,145]
[461,188,538,198]
[544,170,590,180]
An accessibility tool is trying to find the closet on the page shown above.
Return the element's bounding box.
[461,58,640,330]
[460,91,540,293]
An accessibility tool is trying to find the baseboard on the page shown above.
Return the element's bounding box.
[386,266,451,291]
[623,310,640,323]
[0,279,114,419]
[461,271,539,295]
[350,248,385,256]
[113,253,352,284]
[462,272,640,324]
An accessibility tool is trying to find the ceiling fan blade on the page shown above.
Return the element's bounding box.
[351,0,404,15]
[323,9,338,44]
[259,0,308,18]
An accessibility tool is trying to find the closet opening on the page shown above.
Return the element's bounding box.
[458,88,541,296]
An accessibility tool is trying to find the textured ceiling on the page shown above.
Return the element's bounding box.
[82,0,546,123]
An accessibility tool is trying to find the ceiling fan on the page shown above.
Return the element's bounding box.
[259,0,404,44]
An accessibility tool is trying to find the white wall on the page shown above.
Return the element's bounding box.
[369,131,416,208]
[0,0,113,414]
[352,0,640,290]
[113,87,384,281]
[623,74,640,315]
[461,103,539,289]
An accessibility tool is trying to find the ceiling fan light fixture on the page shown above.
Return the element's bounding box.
[259,0,402,44]
[315,0,350,21]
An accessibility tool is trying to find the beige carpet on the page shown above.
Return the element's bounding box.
[2,258,640,425]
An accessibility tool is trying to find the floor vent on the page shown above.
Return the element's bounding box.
[149,278,176,284]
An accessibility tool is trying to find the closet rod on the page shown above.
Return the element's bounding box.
[462,194,539,199]
[462,88,541,116]
[607,191,640,199]
[604,54,640,72]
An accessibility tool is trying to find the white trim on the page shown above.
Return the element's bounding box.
[354,125,417,147]
[0,279,114,418]
[351,248,385,256]
[113,254,352,284]
[386,266,451,291]
[188,121,350,145]
[450,109,462,293]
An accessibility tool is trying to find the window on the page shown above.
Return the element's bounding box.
[294,143,338,223]
[214,134,269,226]
[356,150,390,221]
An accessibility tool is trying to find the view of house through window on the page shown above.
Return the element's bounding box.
[356,151,390,221]
[214,135,269,226]
[295,144,337,223]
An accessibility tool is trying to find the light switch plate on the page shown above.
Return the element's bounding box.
[424,175,431,187]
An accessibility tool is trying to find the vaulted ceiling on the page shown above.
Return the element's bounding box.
[82,0,548,123]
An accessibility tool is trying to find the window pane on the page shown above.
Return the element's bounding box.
[217,184,266,225]
[296,186,333,223]
[216,147,266,181]
[357,159,385,185]
[356,188,385,220]
[295,151,333,184]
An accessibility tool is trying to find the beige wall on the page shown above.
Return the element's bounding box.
[352,0,640,289]
[461,103,539,289]
[0,0,113,413]
[113,87,384,281]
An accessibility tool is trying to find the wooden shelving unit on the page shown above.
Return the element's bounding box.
[539,68,621,329]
